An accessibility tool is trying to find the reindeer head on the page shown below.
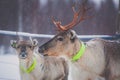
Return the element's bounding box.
[10,39,38,59]
[39,30,81,58]
[39,1,89,59]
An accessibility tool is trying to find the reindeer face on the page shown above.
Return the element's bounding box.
[39,30,78,57]
[11,39,38,59]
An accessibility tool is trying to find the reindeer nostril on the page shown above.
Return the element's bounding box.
[19,52,27,59]
[22,54,25,57]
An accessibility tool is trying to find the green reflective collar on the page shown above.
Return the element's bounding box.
[20,57,37,73]
[72,42,86,61]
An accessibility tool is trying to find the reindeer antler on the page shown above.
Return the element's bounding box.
[52,1,91,31]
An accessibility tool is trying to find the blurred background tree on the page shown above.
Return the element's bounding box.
[0,0,119,54]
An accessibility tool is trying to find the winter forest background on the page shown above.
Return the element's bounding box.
[0,0,119,54]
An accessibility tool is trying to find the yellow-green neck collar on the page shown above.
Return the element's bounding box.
[20,57,37,73]
[72,42,86,61]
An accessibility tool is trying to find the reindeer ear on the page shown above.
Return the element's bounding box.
[69,30,77,41]
[10,40,17,48]
[69,30,76,42]
[33,39,38,47]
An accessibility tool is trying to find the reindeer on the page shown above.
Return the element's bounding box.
[38,1,120,80]
[10,39,68,80]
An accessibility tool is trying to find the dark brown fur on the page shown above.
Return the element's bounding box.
[103,40,120,80]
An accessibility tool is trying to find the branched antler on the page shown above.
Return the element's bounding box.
[52,0,91,31]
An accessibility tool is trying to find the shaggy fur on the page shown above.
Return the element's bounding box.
[39,30,120,80]
[11,39,68,80]
[102,39,120,80]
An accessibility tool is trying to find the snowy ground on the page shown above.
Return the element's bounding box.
[0,55,20,80]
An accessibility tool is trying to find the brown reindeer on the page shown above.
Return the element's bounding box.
[38,2,120,80]
[10,39,68,80]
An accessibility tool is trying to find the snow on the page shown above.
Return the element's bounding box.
[0,55,20,80]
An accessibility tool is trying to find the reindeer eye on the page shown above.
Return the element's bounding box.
[57,36,64,41]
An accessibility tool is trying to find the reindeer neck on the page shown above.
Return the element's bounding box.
[60,40,82,61]
[19,54,37,73]
[20,57,32,67]
[72,40,86,61]
[74,40,82,54]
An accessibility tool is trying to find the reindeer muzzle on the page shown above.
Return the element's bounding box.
[39,46,46,53]
[39,47,49,56]
[19,52,27,59]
